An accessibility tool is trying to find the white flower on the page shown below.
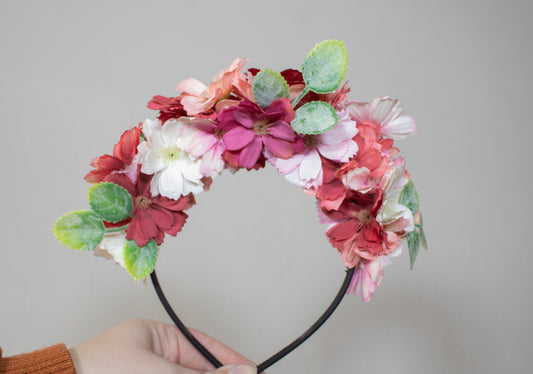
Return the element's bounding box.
[94,231,127,268]
[137,118,203,199]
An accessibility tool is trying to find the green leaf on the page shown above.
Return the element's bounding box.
[291,101,338,135]
[252,68,290,108]
[399,180,419,216]
[124,239,158,280]
[407,230,421,270]
[302,40,348,94]
[53,210,105,251]
[419,225,428,250]
[88,182,133,223]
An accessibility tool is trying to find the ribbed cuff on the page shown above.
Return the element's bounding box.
[0,344,76,374]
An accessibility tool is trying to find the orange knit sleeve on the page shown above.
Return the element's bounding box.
[0,344,76,374]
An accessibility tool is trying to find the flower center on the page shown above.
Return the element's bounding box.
[253,120,269,135]
[135,196,152,210]
[355,210,373,224]
[162,146,182,162]
[214,127,225,139]
[304,135,319,148]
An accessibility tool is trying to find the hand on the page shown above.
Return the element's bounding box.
[69,319,258,374]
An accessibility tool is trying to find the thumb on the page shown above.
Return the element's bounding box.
[208,363,257,374]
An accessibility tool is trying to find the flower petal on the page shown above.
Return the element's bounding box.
[223,127,255,151]
[381,115,417,140]
[263,136,293,159]
[239,137,263,169]
[268,121,296,141]
[299,150,321,181]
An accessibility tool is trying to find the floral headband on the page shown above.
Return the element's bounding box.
[53,40,427,371]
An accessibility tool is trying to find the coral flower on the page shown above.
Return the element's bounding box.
[219,98,297,170]
[85,124,141,184]
[178,58,252,116]
[324,189,397,268]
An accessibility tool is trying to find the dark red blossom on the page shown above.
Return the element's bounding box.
[113,173,196,247]
[147,95,187,123]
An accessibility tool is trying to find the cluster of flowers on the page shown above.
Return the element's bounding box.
[55,41,425,302]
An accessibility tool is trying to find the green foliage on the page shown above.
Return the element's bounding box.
[124,239,158,280]
[302,40,348,94]
[407,230,420,270]
[88,182,133,223]
[291,101,338,135]
[400,180,419,215]
[252,68,290,108]
[53,211,105,251]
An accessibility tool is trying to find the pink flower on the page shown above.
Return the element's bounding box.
[179,118,226,177]
[344,97,417,140]
[348,256,391,302]
[177,58,252,116]
[323,189,397,268]
[272,110,358,189]
[219,98,297,170]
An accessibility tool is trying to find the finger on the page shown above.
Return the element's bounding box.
[189,328,255,368]
[208,363,257,374]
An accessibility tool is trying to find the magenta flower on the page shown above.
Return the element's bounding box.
[218,98,297,169]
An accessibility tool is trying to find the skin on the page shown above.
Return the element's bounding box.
[69,319,258,374]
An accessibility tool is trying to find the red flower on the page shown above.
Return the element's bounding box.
[315,158,347,211]
[115,173,195,247]
[323,189,396,267]
[85,124,141,183]
[147,95,187,123]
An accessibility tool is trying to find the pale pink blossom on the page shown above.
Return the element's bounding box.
[272,110,358,188]
[344,97,417,140]
[347,256,391,302]
[179,118,226,177]
[177,58,252,115]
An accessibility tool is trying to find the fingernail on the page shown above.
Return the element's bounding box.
[227,364,257,374]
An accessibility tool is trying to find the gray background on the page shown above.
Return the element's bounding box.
[1,0,531,373]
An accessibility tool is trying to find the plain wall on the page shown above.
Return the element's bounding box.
[0,0,531,373]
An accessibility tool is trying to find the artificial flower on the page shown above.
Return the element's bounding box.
[137,118,204,199]
[179,118,226,177]
[85,124,141,184]
[147,95,187,123]
[94,230,127,267]
[272,110,358,189]
[336,124,389,193]
[344,96,417,140]
[219,98,296,170]
[124,173,195,247]
[324,189,397,268]
[178,58,252,116]
[347,256,391,302]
